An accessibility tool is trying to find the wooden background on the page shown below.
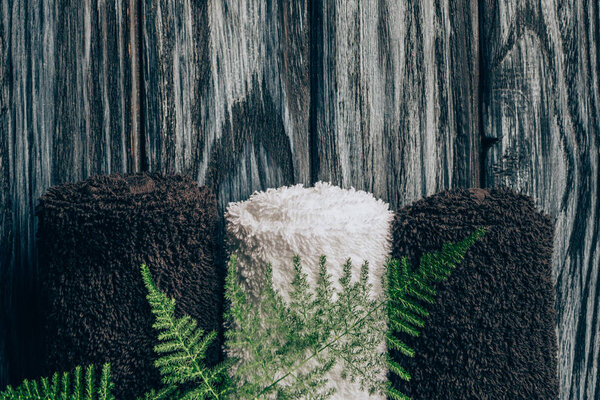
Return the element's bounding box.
[0,0,598,398]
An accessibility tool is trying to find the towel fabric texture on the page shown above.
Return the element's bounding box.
[391,187,558,399]
[31,173,223,399]
[225,182,394,400]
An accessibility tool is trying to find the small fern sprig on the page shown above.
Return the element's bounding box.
[385,227,485,400]
[140,264,231,400]
[136,385,178,400]
[0,364,113,400]
[225,254,388,400]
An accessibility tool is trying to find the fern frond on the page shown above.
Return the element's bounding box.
[72,366,83,400]
[225,254,388,399]
[387,357,411,381]
[386,333,415,357]
[0,364,112,400]
[85,364,96,400]
[97,364,114,400]
[141,264,231,400]
[136,385,178,400]
[386,227,485,399]
[386,382,411,400]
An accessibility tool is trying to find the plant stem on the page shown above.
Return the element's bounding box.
[250,266,420,400]
[251,298,384,399]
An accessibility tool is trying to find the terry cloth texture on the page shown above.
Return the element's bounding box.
[225,181,394,400]
[391,187,558,399]
[31,173,223,399]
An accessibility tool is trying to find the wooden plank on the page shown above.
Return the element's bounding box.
[142,0,311,210]
[0,0,11,386]
[310,0,481,209]
[480,1,600,398]
[0,0,138,386]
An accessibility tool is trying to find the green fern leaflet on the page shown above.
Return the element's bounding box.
[0,364,114,400]
[140,264,231,400]
[385,227,485,400]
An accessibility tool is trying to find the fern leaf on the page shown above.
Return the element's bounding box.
[97,364,114,400]
[141,264,230,400]
[387,358,411,381]
[390,307,425,328]
[386,383,411,400]
[85,364,95,400]
[73,366,83,400]
[386,334,415,357]
[136,386,178,400]
[386,227,485,399]
[406,285,436,304]
[389,318,420,337]
[0,364,112,400]
[60,372,69,400]
[392,296,429,318]
[225,254,388,399]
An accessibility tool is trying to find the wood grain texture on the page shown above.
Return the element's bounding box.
[0,0,137,386]
[310,0,481,209]
[481,1,600,398]
[0,0,11,385]
[142,0,311,210]
[1,1,598,397]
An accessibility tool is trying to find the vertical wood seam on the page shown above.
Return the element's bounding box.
[130,0,147,172]
[476,0,500,189]
[308,0,321,185]
[135,0,147,172]
[129,0,140,172]
[477,0,487,189]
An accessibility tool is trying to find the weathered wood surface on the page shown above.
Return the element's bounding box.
[141,0,311,210]
[481,1,600,399]
[1,0,599,398]
[0,0,138,385]
[0,1,11,385]
[310,0,481,209]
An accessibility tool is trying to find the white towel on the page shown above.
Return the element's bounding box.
[225,181,393,399]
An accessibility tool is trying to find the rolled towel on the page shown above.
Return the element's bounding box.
[391,188,558,399]
[31,173,223,399]
[225,181,393,400]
